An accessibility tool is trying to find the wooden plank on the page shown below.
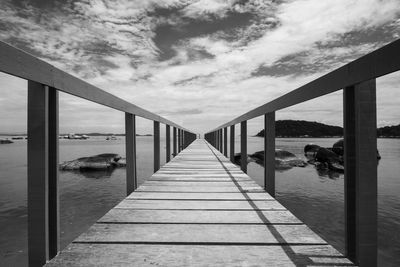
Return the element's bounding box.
[46,244,355,267]
[0,42,194,133]
[98,210,302,224]
[147,178,253,182]
[126,192,274,200]
[207,39,400,132]
[74,224,326,244]
[135,186,264,193]
[141,181,260,187]
[115,199,286,210]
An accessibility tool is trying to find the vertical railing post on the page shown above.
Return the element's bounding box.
[240,121,247,173]
[166,125,171,162]
[223,127,228,157]
[344,80,377,266]
[125,113,137,195]
[183,131,187,149]
[178,129,181,152]
[230,125,235,163]
[214,131,217,148]
[28,81,49,266]
[48,88,59,259]
[173,127,177,157]
[153,121,160,172]
[219,129,223,152]
[182,130,185,150]
[216,130,218,150]
[184,131,187,148]
[264,112,275,197]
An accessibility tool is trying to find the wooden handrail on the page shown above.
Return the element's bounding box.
[0,41,193,133]
[207,39,400,133]
[203,39,400,267]
[0,41,198,267]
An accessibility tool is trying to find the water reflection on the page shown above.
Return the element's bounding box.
[61,169,117,179]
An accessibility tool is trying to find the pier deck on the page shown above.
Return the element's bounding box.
[46,139,355,266]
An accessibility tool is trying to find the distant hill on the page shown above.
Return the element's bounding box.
[256,120,400,138]
[255,120,343,137]
[377,124,400,138]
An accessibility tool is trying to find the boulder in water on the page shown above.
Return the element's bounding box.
[332,138,381,159]
[234,150,307,169]
[304,144,320,159]
[0,139,13,144]
[60,153,126,171]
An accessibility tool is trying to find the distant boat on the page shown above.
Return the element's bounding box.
[11,136,24,140]
[106,136,117,140]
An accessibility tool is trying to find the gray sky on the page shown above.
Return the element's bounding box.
[0,0,399,135]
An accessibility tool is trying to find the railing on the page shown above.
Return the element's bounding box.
[205,39,400,267]
[0,41,197,266]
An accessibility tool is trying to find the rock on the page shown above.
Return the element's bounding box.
[0,139,13,144]
[304,144,320,159]
[60,153,125,171]
[332,139,344,155]
[304,143,344,173]
[315,147,344,172]
[332,138,381,159]
[233,153,251,166]
[234,150,307,169]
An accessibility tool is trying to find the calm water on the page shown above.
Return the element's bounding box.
[0,137,399,266]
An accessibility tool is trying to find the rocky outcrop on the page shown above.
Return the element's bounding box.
[304,144,344,172]
[234,150,307,170]
[331,138,381,159]
[0,139,13,144]
[60,153,126,171]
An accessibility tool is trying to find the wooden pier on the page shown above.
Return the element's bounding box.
[46,140,355,266]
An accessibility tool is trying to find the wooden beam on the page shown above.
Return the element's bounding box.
[48,88,59,259]
[28,81,49,266]
[0,42,193,133]
[125,113,137,195]
[206,39,400,133]
[173,127,177,157]
[166,125,171,162]
[240,121,247,173]
[344,80,377,266]
[264,112,275,197]
[230,125,235,163]
[223,127,228,157]
[154,121,160,172]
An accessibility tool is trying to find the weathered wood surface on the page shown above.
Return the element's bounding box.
[46,139,355,266]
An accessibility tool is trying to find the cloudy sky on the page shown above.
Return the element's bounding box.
[0,0,399,135]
